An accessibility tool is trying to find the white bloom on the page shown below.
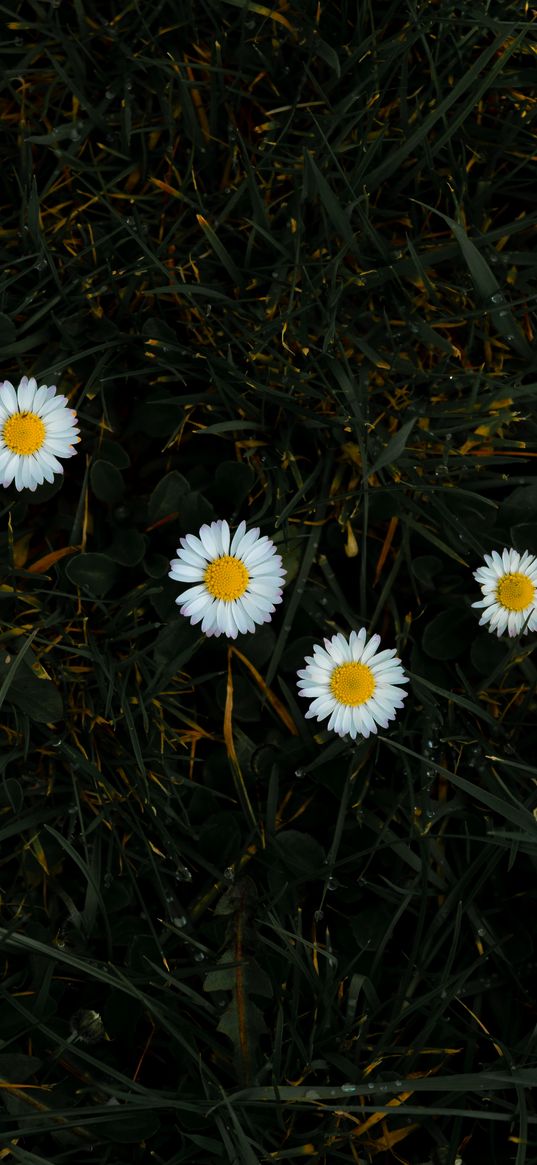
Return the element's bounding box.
[169,519,286,639]
[297,629,409,740]
[472,547,537,637]
[0,376,80,491]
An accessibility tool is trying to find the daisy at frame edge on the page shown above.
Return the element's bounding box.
[0,376,80,492]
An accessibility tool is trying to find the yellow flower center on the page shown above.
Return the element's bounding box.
[3,411,46,456]
[330,661,376,706]
[496,572,535,612]
[204,555,249,602]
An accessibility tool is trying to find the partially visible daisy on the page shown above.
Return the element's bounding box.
[0,376,80,491]
[472,547,537,637]
[297,629,409,740]
[169,519,286,639]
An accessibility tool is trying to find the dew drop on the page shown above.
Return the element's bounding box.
[314,909,324,922]
[224,867,234,881]
[490,292,504,304]
[173,915,188,928]
[327,877,339,891]
[193,950,206,962]
[105,88,114,99]
[340,1083,358,1094]
[294,768,306,779]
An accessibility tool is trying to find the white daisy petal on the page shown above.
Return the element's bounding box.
[297,629,408,741]
[169,520,286,639]
[199,523,220,558]
[219,520,231,556]
[232,525,257,557]
[182,533,209,559]
[360,634,382,664]
[0,376,79,492]
[0,383,18,412]
[472,547,537,639]
[232,600,250,636]
[171,546,207,569]
[181,593,211,618]
[247,579,283,599]
[17,378,36,411]
[2,453,18,487]
[324,637,347,665]
[230,520,248,555]
[169,563,205,582]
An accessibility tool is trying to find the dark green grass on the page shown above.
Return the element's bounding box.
[1,0,537,1161]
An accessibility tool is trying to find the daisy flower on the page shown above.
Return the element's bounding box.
[0,376,80,492]
[297,629,409,740]
[472,547,537,638]
[169,519,286,639]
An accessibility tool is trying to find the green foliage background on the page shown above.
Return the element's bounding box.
[1,1,537,1162]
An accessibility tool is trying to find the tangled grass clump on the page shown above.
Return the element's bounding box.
[1,2,537,1162]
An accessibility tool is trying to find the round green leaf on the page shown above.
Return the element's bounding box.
[95,438,130,468]
[148,470,190,523]
[107,529,147,566]
[510,523,537,556]
[180,490,215,530]
[422,608,474,660]
[90,460,125,504]
[143,552,170,578]
[65,553,118,597]
[500,484,537,525]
